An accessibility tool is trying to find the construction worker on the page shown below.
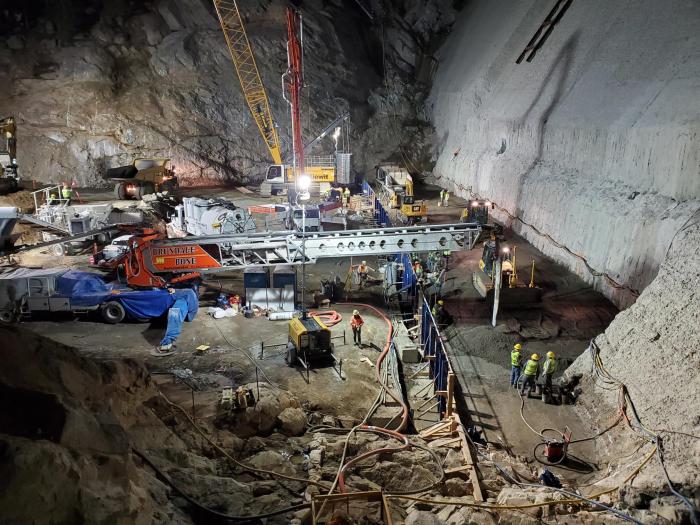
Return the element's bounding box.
[350,309,364,346]
[442,249,451,271]
[438,189,445,207]
[520,354,540,397]
[431,299,444,319]
[541,351,557,400]
[48,193,58,205]
[343,187,351,207]
[61,183,73,205]
[443,190,450,207]
[356,260,374,288]
[510,343,523,387]
[413,259,423,277]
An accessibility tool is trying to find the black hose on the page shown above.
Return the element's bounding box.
[133,448,310,524]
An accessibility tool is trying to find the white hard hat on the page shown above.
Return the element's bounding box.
[362,260,366,264]
[353,309,359,316]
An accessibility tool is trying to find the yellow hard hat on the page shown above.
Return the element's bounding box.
[50,193,57,198]
[514,343,522,350]
[438,300,444,305]
[547,351,555,358]
[353,309,359,316]
[531,354,539,360]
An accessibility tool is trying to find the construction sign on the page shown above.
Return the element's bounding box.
[150,244,221,272]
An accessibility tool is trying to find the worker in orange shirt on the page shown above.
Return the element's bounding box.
[355,260,375,288]
[350,309,364,346]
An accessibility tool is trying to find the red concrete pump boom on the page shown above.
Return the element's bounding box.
[285,7,304,177]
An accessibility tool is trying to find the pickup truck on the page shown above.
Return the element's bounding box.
[0,268,197,324]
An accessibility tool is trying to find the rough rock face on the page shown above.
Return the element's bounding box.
[0,326,190,524]
[427,0,700,307]
[568,212,700,491]
[0,0,456,187]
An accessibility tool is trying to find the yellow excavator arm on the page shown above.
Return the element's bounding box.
[213,0,283,165]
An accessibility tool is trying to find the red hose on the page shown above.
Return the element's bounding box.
[336,303,411,493]
[337,425,409,493]
[308,310,342,327]
[338,302,408,432]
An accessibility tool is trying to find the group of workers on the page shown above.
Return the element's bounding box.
[510,343,558,399]
[48,183,74,205]
[438,189,450,207]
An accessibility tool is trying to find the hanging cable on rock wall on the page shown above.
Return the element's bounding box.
[587,339,699,525]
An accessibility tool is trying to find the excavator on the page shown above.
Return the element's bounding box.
[212,1,351,196]
[0,116,19,194]
[376,164,428,224]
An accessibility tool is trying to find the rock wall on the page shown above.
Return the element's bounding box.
[427,0,700,307]
[568,211,700,492]
[0,0,455,187]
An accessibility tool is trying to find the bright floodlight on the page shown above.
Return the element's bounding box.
[502,247,510,253]
[485,201,491,207]
[297,174,311,191]
[471,200,479,207]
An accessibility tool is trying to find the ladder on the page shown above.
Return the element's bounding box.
[516,0,574,64]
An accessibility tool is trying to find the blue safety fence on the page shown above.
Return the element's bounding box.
[420,295,452,415]
[400,253,419,309]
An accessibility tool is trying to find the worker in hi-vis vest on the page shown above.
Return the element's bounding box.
[520,353,540,397]
[510,343,523,387]
[541,351,557,393]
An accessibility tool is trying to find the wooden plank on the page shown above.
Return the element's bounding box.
[430,436,461,448]
[235,186,254,194]
[420,421,452,438]
[446,373,455,416]
[444,465,472,474]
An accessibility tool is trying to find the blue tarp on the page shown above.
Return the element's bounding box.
[55,270,199,322]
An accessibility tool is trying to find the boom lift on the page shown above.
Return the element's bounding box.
[213,1,348,196]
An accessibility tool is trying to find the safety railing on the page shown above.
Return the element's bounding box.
[362,180,392,227]
[420,295,455,416]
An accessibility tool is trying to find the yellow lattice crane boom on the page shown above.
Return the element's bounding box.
[213,0,282,165]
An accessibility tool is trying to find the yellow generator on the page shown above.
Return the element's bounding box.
[286,315,334,368]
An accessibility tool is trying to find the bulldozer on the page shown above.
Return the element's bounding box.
[286,315,334,370]
[104,158,178,200]
[461,199,503,240]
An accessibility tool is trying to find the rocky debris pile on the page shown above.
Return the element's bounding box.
[2,323,694,524]
[214,382,306,438]
[0,326,191,523]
